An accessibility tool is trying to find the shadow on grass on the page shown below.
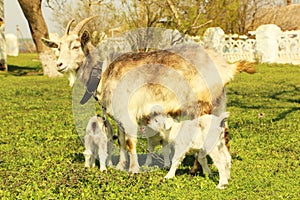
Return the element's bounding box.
[72,152,208,175]
[7,64,43,76]
[229,84,300,122]
[264,85,300,121]
[72,151,226,185]
[272,107,300,122]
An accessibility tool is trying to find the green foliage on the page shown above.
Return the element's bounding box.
[0,54,299,199]
[50,0,243,38]
[50,0,121,36]
[190,0,240,35]
[119,0,242,35]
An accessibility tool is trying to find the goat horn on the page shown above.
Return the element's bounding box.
[73,16,98,35]
[65,19,75,35]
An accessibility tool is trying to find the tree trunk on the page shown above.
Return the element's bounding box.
[18,0,61,77]
[0,0,7,71]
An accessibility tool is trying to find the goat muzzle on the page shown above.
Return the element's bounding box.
[57,62,65,72]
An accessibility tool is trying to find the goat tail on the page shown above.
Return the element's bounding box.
[235,60,256,74]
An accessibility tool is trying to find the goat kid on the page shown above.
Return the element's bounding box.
[140,125,172,168]
[148,112,231,189]
[83,115,114,171]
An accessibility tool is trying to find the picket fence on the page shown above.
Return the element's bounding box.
[214,26,300,64]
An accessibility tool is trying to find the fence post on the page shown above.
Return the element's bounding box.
[203,27,225,53]
[255,24,282,63]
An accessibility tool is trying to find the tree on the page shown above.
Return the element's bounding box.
[49,0,121,37]
[0,0,6,71]
[196,0,241,34]
[120,0,205,35]
[120,0,241,35]
[49,0,245,38]
[120,0,167,29]
[49,0,242,38]
[18,0,61,77]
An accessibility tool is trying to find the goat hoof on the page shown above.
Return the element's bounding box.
[129,167,139,174]
[116,162,126,171]
[164,174,175,179]
[216,184,228,190]
[100,167,107,172]
[128,163,140,174]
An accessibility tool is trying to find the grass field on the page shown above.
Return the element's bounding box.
[0,54,299,199]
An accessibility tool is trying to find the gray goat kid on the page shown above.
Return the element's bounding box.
[41,17,254,173]
[84,115,114,171]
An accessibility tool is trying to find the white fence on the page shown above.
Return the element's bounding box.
[221,34,256,63]
[204,24,300,64]
[277,30,300,62]
[292,0,300,4]
[95,24,300,65]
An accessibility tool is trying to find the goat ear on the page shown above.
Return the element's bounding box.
[81,30,90,47]
[41,38,58,48]
[164,118,174,130]
[219,112,229,127]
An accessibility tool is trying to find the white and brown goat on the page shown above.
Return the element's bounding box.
[42,17,255,173]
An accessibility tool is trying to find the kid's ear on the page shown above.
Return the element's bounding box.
[164,118,174,130]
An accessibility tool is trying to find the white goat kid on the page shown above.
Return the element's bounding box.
[141,125,172,168]
[148,112,231,189]
[84,115,114,171]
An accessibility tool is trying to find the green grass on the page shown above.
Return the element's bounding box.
[5,54,43,76]
[0,54,299,199]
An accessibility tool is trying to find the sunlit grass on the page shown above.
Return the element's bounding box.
[0,54,299,199]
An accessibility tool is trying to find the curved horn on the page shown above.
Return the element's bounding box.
[73,16,98,35]
[65,19,75,35]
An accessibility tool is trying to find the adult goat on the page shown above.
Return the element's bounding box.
[42,17,255,173]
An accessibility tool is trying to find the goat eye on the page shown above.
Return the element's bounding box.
[72,45,80,50]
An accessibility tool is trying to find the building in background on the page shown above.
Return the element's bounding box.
[245,0,300,31]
